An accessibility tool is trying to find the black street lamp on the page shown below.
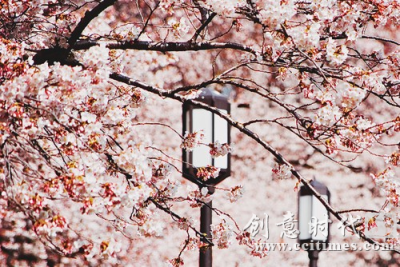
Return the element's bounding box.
[298,180,331,267]
[182,87,231,267]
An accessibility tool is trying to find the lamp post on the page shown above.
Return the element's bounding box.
[298,180,331,267]
[182,88,231,267]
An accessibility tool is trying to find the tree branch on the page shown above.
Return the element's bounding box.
[148,197,214,246]
[73,40,257,54]
[109,72,400,253]
[191,12,217,42]
[68,0,117,49]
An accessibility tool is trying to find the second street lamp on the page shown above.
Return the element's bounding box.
[298,179,331,267]
[182,87,231,267]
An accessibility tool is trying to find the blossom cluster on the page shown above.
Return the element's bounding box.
[211,220,234,249]
[196,166,220,181]
[209,141,231,157]
[326,38,349,65]
[272,164,292,180]
[202,0,246,16]
[371,168,400,208]
[168,17,191,38]
[226,185,244,203]
[187,187,213,208]
[180,131,204,151]
[174,217,195,231]
[0,37,170,265]
[236,232,268,258]
[258,0,296,30]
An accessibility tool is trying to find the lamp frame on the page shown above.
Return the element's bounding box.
[182,88,231,186]
[298,180,331,248]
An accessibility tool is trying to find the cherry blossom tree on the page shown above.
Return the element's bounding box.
[0,0,399,265]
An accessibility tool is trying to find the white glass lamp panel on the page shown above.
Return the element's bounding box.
[214,109,228,169]
[192,109,212,167]
[299,195,312,240]
[311,195,329,241]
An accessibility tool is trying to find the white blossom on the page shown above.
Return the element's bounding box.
[314,105,342,126]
